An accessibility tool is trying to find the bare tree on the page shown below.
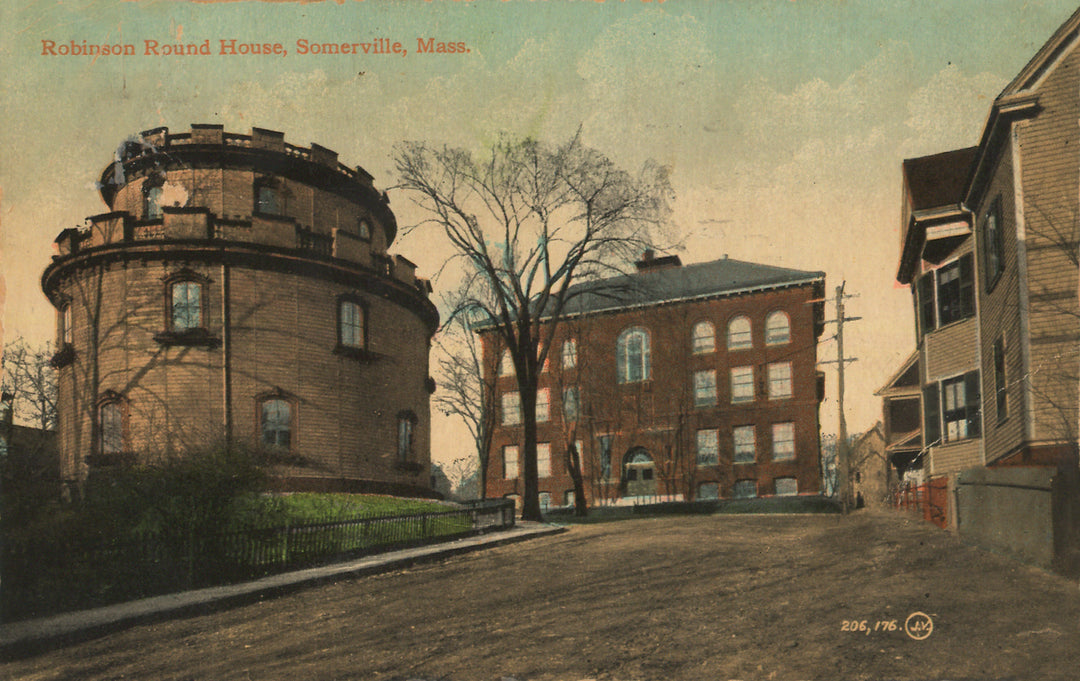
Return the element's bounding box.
[2,338,58,432]
[395,131,673,520]
[433,304,498,501]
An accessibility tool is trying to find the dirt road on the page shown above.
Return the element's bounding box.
[4,510,1079,680]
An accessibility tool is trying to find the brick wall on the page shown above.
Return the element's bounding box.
[484,281,824,506]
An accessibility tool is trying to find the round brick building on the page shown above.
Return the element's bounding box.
[42,125,439,497]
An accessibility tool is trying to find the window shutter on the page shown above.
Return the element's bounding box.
[923,383,940,446]
[959,254,975,318]
[918,274,936,334]
[965,370,981,437]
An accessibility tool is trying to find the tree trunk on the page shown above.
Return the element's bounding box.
[568,444,588,517]
[520,382,543,521]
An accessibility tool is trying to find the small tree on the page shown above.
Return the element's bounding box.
[433,297,498,501]
[395,130,672,520]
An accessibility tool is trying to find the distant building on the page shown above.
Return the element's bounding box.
[875,351,923,485]
[482,253,827,508]
[849,423,892,510]
[42,125,438,497]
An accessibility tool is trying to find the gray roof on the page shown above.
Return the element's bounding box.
[548,256,825,319]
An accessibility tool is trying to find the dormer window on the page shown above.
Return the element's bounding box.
[357,218,372,241]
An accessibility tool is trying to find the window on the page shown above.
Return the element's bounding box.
[692,321,715,354]
[255,181,280,215]
[983,197,1004,291]
[772,422,795,461]
[616,327,650,383]
[501,392,521,425]
[261,398,292,449]
[693,370,717,407]
[339,300,365,349]
[732,480,757,499]
[397,412,417,462]
[563,386,580,422]
[698,482,719,500]
[59,303,72,345]
[536,388,550,422]
[768,362,792,400]
[539,492,552,512]
[145,185,163,219]
[598,435,612,479]
[503,445,519,479]
[99,399,124,455]
[499,350,513,377]
[564,490,575,507]
[171,281,203,331]
[357,218,372,240]
[727,316,752,350]
[936,254,975,326]
[942,371,981,442]
[562,339,577,369]
[994,336,1008,423]
[774,478,798,496]
[766,311,790,345]
[731,366,754,403]
[696,429,719,466]
[733,425,756,463]
[537,443,551,477]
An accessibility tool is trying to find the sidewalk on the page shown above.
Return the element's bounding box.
[0,521,565,660]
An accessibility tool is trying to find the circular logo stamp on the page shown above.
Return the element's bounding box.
[904,612,934,640]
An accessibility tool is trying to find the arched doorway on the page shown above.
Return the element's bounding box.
[624,448,656,498]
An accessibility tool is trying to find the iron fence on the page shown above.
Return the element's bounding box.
[2,499,514,621]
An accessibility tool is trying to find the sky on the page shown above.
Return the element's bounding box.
[2,0,1079,470]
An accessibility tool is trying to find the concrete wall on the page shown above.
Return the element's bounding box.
[956,466,1056,568]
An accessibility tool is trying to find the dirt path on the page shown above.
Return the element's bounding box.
[4,510,1080,680]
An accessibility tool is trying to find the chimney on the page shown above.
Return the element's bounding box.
[636,250,682,271]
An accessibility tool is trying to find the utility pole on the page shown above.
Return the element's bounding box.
[820,282,860,513]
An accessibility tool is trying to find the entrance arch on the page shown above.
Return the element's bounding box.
[624,447,657,498]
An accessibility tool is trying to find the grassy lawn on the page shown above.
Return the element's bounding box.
[232,493,460,528]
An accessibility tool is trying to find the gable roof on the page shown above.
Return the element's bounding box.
[1000,5,1080,99]
[550,256,825,319]
[966,7,1080,207]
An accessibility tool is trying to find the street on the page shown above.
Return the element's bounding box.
[4,510,1080,680]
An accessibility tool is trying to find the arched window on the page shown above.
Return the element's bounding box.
[499,349,514,377]
[98,397,125,455]
[766,311,790,346]
[59,303,72,345]
[562,339,577,369]
[616,327,650,383]
[339,299,365,349]
[171,281,203,331]
[692,321,715,354]
[397,411,418,462]
[260,398,293,450]
[357,218,372,241]
[727,316,752,350]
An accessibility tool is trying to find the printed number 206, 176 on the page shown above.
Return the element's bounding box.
[841,620,898,633]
